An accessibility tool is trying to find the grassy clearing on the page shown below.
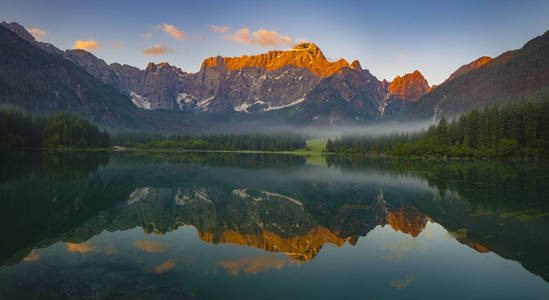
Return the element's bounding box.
[292,138,328,153]
[116,138,329,159]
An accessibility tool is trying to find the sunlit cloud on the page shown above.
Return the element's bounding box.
[141,45,173,56]
[73,40,101,51]
[219,255,297,276]
[65,242,97,253]
[133,240,168,252]
[28,28,47,41]
[23,250,40,261]
[142,32,152,38]
[154,259,177,274]
[400,53,408,60]
[390,275,415,290]
[224,28,295,47]
[154,24,185,40]
[208,24,231,33]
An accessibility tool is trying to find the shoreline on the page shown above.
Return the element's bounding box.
[2,147,544,161]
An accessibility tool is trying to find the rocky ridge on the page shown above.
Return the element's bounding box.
[0,21,432,121]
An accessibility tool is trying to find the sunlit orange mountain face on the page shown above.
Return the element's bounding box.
[388,71,431,102]
[201,42,350,78]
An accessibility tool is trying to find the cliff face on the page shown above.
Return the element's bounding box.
[201,43,350,77]
[388,70,430,101]
[63,50,190,110]
[188,58,321,113]
[296,67,390,124]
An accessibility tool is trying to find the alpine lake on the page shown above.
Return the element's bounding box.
[1,151,548,299]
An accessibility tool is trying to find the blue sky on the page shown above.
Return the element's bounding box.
[1,0,549,84]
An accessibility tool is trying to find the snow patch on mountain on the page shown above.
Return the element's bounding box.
[128,187,151,204]
[234,96,306,113]
[130,92,152,110]
[176,92,196,110]
[196,96,214,111]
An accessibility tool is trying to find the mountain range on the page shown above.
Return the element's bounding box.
[1,20,548,130]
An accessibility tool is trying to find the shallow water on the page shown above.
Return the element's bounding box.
[1,152,548,299]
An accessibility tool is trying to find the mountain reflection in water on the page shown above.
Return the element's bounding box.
[1,151,548,299]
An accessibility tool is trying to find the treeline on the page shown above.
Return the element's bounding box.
[114,131,306,151]
[327,97,549,158]
[326,132,424,154]
[0,109,110,149]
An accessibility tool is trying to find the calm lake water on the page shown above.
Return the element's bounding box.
[1,151,549,299]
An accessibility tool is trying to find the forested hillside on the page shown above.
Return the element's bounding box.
[327,95,549,158]
[0,109,110,149]
[0,25,144,128]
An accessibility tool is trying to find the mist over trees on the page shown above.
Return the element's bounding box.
[0,108,306,152]
[327,96,549,158]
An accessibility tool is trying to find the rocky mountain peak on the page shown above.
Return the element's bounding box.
[200,43,350,77]
[389,70,430,101]
[350,60,362,71]
[292,42,319,50]
[0,21,62,55]
[446,56,492,82]
[1,21,35,43]
[292,42,324,56]
[145,62,184,74]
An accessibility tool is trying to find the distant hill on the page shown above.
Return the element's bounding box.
[407,31,549,120]
[0,24,145,128]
